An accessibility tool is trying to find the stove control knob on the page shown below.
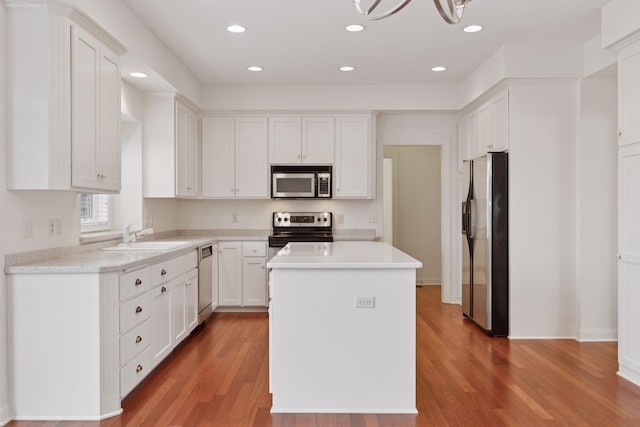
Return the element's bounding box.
[277,217,282,222]
[284,217,289,222]
[317,217,321,222]
[323,218,328,222]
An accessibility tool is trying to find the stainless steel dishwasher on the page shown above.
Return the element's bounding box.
[198,245,214,324]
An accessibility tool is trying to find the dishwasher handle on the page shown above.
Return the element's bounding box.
[200,245,213,260]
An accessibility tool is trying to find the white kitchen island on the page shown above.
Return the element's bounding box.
[267,241,422,414]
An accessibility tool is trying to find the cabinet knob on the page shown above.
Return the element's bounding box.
[618,131,622,136]
[136,365,143,373]
[186,281,192,286]
[135,336,142,343]
[186,186,192,191]
[161,286,167,293]
[135,306,142,313]
[135,279,142,286]
[297,154,301,159]
[161,269,167,276]
[617,254,622,259]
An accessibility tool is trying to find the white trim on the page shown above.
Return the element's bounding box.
[0,403,11,427]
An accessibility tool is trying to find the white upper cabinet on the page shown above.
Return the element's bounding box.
[619,43,640,146]
[334,116,375,199]
[142,95,199,198]
[6,3,126,192]
[460,88,509,161]
[175,101,199,197]
[269,116,334,164]
[202,116,269,198]
[71,26,121,192]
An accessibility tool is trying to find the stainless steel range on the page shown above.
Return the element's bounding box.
[268,212,333,250]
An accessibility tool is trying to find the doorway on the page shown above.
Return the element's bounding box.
[384,146,441,285]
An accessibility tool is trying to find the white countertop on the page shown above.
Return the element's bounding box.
[267,241,422,269]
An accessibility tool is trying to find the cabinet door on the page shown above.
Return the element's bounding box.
[150,284,172,367]
[477,101,492,155]
[202,117,236,198]
[218,242,242,306]
[335,116,371,198]
[242,257,267,306]
[185,270,199,334]
[172,276,187,345]
[619,45,640,146]
[458,116,469,162]
[618,142,640,384]
[235,117,269,198]
[97,46,121,191]
[467,112,480,160]
[302,117,334,164]
[71,26,99,190]
[490,89,509,152]
[269,117,302,163]
[176,101,199,197]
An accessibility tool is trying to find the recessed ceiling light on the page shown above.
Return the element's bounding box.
[345,24,365,32]
[340,66,355,72]
[463,25,483,33]
[227,25,246,33]
[248,66,263,72]
[129,72,148,78]
[431,66,447,72]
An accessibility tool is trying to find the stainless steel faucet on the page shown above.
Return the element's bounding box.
[123,222,154,244]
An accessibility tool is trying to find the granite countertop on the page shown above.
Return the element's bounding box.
[5,229,380,275]
[267,241,422,269]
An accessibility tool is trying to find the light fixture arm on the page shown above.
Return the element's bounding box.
[352,0,472,24]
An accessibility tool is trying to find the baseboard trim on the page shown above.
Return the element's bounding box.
[578,329,618,342]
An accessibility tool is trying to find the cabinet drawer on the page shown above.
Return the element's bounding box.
[120,293,151,334]
[150,251,198,284]
[120,267,151,302]
[120,319,151,366]
[243,242,266,257]
[120,347,151,398]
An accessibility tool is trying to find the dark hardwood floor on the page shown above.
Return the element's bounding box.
[9,286,640,426]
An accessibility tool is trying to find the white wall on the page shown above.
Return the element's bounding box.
[509,82,578,338]
[576,72,618,341]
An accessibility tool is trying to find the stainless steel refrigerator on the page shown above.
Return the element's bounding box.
[461,152,509,336]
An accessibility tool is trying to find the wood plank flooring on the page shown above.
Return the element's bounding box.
[9,286,640,426]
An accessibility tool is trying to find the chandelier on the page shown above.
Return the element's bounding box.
[353,0,473,24]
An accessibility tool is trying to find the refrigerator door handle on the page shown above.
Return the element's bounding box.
[462,202,468,235]
[468,199,474,239]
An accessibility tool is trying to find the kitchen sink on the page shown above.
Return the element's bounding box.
[102,241,191,252]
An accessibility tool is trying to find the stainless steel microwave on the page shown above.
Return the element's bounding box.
[271,165,332,199]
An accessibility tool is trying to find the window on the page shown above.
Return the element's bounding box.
[80,194,111,232]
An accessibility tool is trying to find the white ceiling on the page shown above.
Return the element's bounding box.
[120,0,611,87]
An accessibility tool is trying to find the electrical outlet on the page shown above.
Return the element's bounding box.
[355,296,375,308]
[232,213,238,223]
[336,213,345,224]
[48,219,55,236]
[368,215,377,223]
[144,215,153,228]
[22,218,34,238]
[55,218,62,235]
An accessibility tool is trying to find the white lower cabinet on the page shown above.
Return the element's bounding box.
[149,251,198,368]
[218,241,268,307]
[150,281,173,367]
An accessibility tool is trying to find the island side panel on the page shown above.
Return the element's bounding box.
[270,267,417,413]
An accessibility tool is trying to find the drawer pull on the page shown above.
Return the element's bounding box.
[161,269,167,276]
[186,281,191,286]
[135,306,142,314]
[135,278,142,286]
[135,335,142,343]
[136,365,143,373]
[161,286,167,293]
